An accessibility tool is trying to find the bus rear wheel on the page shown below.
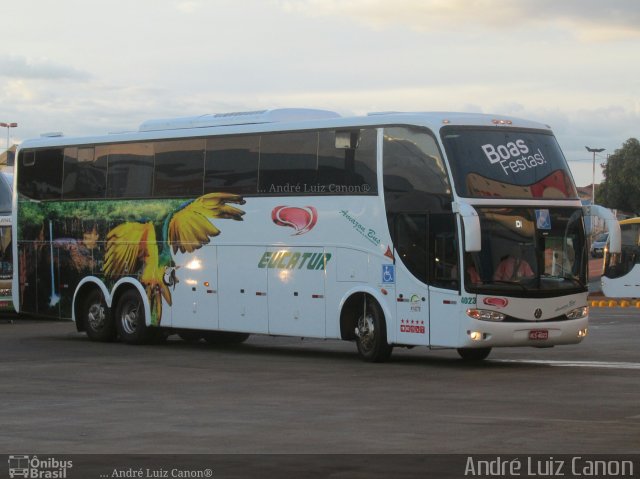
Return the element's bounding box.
[83,289,115,342]
[355,299,393,362]
[457,347,492,361]
[115,289,153,344]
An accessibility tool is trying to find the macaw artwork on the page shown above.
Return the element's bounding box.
[102,193,246,325]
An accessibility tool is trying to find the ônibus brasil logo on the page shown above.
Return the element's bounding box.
[272,206,317,235]
[8,455,73,478]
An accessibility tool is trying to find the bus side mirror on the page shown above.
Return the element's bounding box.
[583,204,621,254]
[453,202,481,252]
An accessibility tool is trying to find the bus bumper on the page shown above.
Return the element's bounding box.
[458,316,589,348]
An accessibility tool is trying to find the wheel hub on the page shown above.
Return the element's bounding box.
[87,303,105,330]
[355,314,375,350]
[122,306,139,335]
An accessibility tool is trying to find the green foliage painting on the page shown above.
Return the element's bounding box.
[17,193,245,323]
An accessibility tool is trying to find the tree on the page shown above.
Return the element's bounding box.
[596,138,640,215]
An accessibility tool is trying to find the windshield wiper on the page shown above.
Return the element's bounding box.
[540,274,585,288]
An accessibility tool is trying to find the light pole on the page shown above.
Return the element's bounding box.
[585,146,605,204]
[0,122,18,154]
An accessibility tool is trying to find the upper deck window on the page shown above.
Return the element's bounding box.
[17,148,64,200]
[154,139,205,197]
[106,143,154,198]
[63,147,107,199]
[441,127,578,200]
[383,126,451,214]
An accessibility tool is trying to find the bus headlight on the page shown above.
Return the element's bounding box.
[466,309,506,322]
[566,306,588,320]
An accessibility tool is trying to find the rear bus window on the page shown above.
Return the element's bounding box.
[18,148,64,200]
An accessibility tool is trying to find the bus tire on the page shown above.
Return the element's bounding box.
[82,289,115,342]
[115,289,153,344]
[355,298,393,362]
[203,331,250,344]
[457,347,492,361]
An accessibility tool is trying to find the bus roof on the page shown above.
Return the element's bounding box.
[18,109,553,150]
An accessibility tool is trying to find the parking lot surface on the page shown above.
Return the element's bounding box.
[1,308,639,455]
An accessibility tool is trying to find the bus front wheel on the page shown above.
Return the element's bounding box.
[457,347,492,361]
[83,289,115,342]
[355,299,393,362]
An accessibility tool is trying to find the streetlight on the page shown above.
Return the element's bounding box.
[585,146,605,204]
[0,122,18,154]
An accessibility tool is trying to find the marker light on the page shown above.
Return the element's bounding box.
[492,119,513,125]
[566,306,589,320]
[466,309,506,322]
[186,258,202,270]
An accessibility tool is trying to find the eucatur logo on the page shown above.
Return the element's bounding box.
[272,206,318,235]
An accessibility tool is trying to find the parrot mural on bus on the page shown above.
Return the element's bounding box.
[102,193,246,325]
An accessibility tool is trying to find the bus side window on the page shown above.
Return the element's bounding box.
[18,148,64,200]
[62,147,107,199]
[393,213,428,284]
[318,129,378,194]
[205,135,259,194]
[259,131,318,194]
[430,214,459,290]
[154,139,205,198]
[106,143,154,199]
[382,126,451,213]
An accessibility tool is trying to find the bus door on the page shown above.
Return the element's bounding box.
[426,214,461,348]
[392,213,429,346]
[392,213,460,346]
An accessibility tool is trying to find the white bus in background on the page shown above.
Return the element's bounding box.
[13,109,620,361]
[602,217,640,298]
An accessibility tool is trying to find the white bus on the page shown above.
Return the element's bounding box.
[13,109,621,361]
[602,217,640,298]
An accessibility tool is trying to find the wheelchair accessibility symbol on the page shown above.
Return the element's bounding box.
[382,264,395,284]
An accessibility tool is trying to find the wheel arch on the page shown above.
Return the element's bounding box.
[72,277,112,332]
[339,286,393,342]
[111,278,152,327]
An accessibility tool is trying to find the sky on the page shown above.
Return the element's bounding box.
[2,0,639,186]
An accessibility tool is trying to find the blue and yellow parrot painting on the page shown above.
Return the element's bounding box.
[103,193,246,325]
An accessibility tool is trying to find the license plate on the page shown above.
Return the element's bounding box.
[529,330,549,340]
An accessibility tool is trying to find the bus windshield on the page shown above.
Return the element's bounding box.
[441,127,578,199]
[603,219,640,279]
[465,207,587,296]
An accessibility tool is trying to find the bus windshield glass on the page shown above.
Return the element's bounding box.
[465,207,587,296]
[441,127,578,199]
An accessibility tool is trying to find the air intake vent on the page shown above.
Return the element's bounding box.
[139,108,341,132]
